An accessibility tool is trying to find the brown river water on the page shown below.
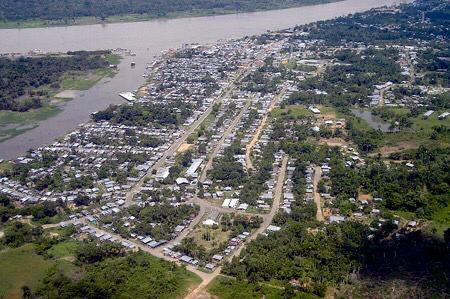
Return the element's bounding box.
[0,0,409,159]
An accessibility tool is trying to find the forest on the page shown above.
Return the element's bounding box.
[0,0,339,22]
[129,203,199,240]
[0,221,199,299]
[0,51,110,112]
[92,100,192,127]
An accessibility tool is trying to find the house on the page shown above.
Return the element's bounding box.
[212,254,224,261]
[180,255,193,264]
[308,106,321,114]
[176,177,189,185]
[203,219,218,226]
[155,167,170,181]
[267,225,281,232]
[438,112,449,120]
[186,159,203,177]
[423,110,434,118]
[329,215,346,223]
[205,263,216,271]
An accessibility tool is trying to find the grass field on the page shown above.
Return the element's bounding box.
[46,239,79,259]
[422,205,450,239]
[208,276,318,299]
[0,244,79,299]
[59,68,116,91]
[190,222,231,252]
[0,161,13,173]
[377,108,450,148]
[271,105,313,119]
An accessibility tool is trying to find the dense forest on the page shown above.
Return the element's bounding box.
[37,250,194,298]
[0,51,110,112]
[92,100,192,127]
[0,0,339,22]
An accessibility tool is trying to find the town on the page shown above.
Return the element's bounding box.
[0,0,448,298]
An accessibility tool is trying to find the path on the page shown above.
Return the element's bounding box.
[313,166,324,221]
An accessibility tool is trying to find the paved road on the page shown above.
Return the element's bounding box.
[313,166,324,221]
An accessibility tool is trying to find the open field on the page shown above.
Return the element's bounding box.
[59,68,116,91]
[190,222,231,252]
[0,244,78,299]
[271,105,313,119]
[0,104,62,142]
[0,161,13,173]
[46,239,79,259]
[377,109,450,150]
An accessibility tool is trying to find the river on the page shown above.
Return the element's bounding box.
[0,0,409,159]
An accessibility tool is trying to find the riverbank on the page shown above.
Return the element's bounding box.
[0,0,410,160]
[0,0,343,29]
[0,54,121,143]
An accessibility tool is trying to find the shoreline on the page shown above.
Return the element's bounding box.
[0,0,344,29]
[0,0,411,160]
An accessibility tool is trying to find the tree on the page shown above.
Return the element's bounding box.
[21,286,32,299]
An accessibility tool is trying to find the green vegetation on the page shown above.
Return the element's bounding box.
[92,100,192,127]
[208,276,318,299]
[0,0,342,29]
[271,105,313,119]
[0,223,200,299]
[0,51,113,112]
[37,251,201,299]
[0,52,121,141]
[46,239,79,259]
[0,244,75,299]
[209,140,246,187]
[127,203,199,240]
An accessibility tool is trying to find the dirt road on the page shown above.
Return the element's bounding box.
[313,166,324,222]
[199,100,251,182]
[245,88,286,170]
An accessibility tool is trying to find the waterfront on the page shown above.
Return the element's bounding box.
[0,0,409,159]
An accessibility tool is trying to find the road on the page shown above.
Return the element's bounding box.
[313,166,324,222]
[245,87,287,170]
[231,155,288,259]
[43,43,280,298]
[124,50,261,207]
[123,99,220,207]
[199,99,251,182]
[184,155,288,299]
